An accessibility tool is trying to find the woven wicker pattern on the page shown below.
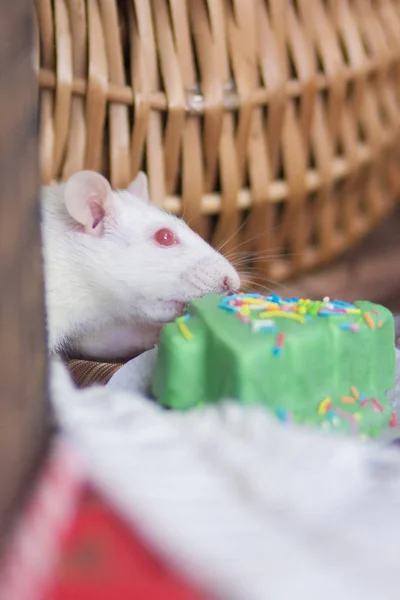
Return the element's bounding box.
[35,0,400,281]
[65,359,123,387]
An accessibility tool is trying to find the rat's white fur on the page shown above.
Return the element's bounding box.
[41,171,240,359]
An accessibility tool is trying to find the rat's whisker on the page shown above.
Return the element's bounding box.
[215,216,251,254]
[237,269,297,295]
[228,252,297,266]
[221,232,289,257]
[228,248,301,259]
[224,250,287,265]
[184,213,203,228]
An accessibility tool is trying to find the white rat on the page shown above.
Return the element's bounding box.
[41,170,240,360]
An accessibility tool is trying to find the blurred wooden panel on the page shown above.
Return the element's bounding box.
[0,1,49,541]
[287,206,400,313]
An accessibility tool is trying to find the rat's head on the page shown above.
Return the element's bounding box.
[64,170,240,323]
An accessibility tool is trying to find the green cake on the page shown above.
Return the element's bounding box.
[151,293,397,439]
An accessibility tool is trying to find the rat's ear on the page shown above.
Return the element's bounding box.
[127,171,149,202]
[64,171,113,236]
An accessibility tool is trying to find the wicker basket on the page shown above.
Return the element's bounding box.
[35,0,400,282]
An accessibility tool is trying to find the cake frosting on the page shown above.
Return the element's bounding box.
[151,293,397,438]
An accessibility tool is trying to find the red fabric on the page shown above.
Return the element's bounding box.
[44,486,206,600]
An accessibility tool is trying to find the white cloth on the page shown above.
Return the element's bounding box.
[50,349,400,600]
[107,347,157,396]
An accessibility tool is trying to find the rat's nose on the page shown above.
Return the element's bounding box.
[223,274,240,294]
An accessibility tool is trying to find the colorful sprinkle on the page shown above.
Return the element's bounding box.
[276,407,293,423]
[272,332,286,356]
[371,398,383,413]
[363,312,375,329]
[350,386,359,400]
[333,300,358,308]
[219,294,364,340]
[377,320,383,328]
[318,397,332,415]
[240,293,261,298]
[340,322,360,332]
[251,319,276,333]
[276,332,286,347]
[390,412,397,428]
[276,407,286,421]
[326,410,339,425]
[237,314,250,324]
[259,311,305,324]
[247,304,270,312]
[219,304,236,313]
[372,310,379,316]
[176,318,193,340]
[241,298,265,305]
[341,396,355,404]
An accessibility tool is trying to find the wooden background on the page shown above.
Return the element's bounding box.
[287,206,400,313]
[0,1,49,541]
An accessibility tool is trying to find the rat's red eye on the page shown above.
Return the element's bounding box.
[153,228,178,247]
